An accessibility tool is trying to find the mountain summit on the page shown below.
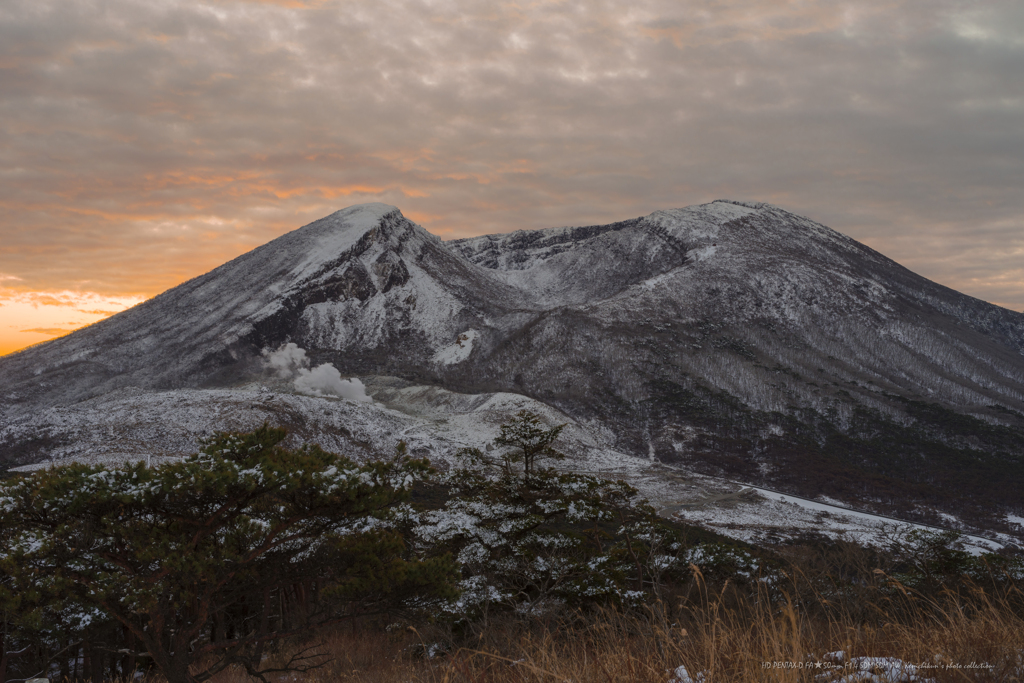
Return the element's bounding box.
[3,201,1024,532]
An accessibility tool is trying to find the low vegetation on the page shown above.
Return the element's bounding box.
[2,415,1022,683]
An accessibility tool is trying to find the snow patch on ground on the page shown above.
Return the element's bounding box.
[742,486,1001,554]
[638,267,684,291]
[662,480,1005,555]
[669,664,705,683]
[688,245,717,262]
[817,651,936,683]
[432,330,478,365]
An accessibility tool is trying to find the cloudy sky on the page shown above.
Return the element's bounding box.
[1,0,1022,355]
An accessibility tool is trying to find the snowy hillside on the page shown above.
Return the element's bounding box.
[3,199,1024,537]
[6,377,1014,553]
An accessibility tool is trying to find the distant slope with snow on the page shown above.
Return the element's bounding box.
[3,200,1024,535]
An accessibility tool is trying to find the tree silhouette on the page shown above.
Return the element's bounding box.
[493,409,566,477]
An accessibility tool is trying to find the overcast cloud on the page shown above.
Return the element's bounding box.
[1,0,1022,322]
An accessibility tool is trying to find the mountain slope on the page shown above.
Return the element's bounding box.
[0,203,527,409]
[3,200,1023,530]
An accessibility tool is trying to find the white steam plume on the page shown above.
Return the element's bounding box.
[262,343,371,402]
[264,342,308,378]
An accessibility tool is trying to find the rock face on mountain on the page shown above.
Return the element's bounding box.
[3,200,1024,529]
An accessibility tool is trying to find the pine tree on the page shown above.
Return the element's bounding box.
[415,417,688,619]
[493,409,565,477]
[0,425,456,683]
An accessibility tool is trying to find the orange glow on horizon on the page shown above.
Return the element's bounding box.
[0,289,148,357]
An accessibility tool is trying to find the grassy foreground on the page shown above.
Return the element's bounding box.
[187,561,1024,683]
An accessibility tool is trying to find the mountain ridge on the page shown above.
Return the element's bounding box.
[3,200,1024,534]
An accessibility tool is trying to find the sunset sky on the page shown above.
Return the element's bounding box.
[2,0,1022,356]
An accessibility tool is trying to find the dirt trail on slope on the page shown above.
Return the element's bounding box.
[657,487,761,519]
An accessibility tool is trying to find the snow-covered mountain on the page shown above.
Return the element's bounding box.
[3,200,1024,537]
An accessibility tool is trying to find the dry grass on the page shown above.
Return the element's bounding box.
[184,565,1024,683]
